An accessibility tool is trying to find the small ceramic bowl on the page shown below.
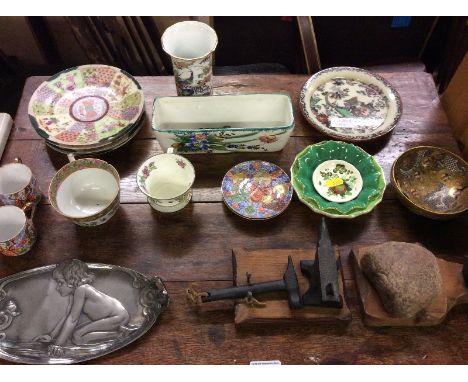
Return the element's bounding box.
[49,158,120,226]
[137,152,195,213]
[391,146,468,219]
[221,160,293,220]
[300,67,402,142]
[291,141,386,218]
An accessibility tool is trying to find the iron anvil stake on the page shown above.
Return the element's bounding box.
[186,218,343,310]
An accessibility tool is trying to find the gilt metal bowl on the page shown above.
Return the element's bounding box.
[391,146,468,219]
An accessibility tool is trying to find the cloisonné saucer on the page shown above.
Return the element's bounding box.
[312,160,363,203]
[28,65,144,147]
[300,67,402,142]
[221,160,293,220]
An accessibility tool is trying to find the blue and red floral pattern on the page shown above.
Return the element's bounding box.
[221,160,293,220]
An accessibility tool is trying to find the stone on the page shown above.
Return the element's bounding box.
[360,242,442,318]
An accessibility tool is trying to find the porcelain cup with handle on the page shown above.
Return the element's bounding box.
[137,149,195,213]
[48,157,120,227]
[0,202,36,256]
[0,157,41,208]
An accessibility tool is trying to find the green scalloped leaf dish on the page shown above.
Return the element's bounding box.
[291,141,386,218]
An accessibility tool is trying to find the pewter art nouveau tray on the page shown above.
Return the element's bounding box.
[0,259,169,364]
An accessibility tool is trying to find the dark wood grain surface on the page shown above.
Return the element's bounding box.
[1,74,467,365]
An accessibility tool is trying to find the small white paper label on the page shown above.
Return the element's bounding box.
[329,117,384,128]
[250,360,282,365]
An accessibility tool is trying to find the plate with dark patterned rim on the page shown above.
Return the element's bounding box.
[300,67,402,142]
[221,160,293,220]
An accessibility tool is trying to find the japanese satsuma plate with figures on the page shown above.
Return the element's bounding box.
[300,67,402,142]
[28,65,144,148]
[221,160,293,220]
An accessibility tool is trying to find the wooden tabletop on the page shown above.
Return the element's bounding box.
[1,73,467,365]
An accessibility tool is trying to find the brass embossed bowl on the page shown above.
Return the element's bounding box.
[391,146,468,219]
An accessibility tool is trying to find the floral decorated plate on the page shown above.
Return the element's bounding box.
[312,160,363,203]
[300,67,402,142]
[291,141,385,218]
[44,112,144,156]
[221,160,293,220]
[28,65,144,147]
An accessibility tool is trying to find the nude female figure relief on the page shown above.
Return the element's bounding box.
[34,259,132,357]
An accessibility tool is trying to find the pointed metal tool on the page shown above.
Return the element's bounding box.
[300,217,343,308]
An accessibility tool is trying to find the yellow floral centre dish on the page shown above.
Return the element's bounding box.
[312,160,363,203]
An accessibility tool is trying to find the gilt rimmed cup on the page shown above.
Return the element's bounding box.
[48,158,120,226]
[0,202,36,256]
[137,152,195,213]
[0,157,41,208]
[161,21,218,96]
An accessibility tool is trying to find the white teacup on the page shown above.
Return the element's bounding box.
[161,21,218,96]
[0,157,41,207]
[48,158,120,226]
[137,152,195,213]
[0,203,36,256]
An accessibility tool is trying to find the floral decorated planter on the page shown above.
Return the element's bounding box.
[152,94,294,153]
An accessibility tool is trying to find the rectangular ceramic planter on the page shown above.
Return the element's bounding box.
[152,93,294,153]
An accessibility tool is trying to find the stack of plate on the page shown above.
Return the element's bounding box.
[28,64,145,155]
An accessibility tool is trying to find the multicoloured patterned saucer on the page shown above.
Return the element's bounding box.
[312,160,363,203]
[300,67,402,142]
[28,65,144,147]
[221,160,293,220]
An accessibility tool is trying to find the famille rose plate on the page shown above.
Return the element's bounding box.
[221,160,293,220]
[300,67,402,142]
[28,65,144,147]
[44,112,145,156]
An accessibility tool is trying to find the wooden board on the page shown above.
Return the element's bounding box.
[233,248,351,325]
[352,245,468,327]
